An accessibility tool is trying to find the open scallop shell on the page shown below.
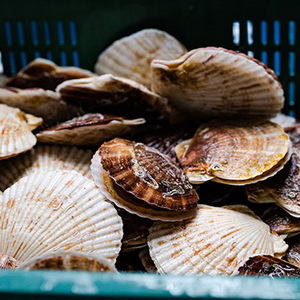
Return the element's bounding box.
[36,113,145,146]
[0,104,43,160]
[0,145,93,191]
[17,251,117,272]
[95,29,187,88]
[0,170,123,263]
[5,58,94,91]
[91,139,198,221]
[148,204,288,275]
[175,120,290,185]
[151,47,284,120]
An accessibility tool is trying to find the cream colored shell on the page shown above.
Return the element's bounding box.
[148,205,288,275]
[271,113,296,129]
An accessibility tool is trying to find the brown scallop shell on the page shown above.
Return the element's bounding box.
[236,255,300,277]
[286,236,300,267]
[98,138,198,212]
[176,119,290,185]
[5,58,94,91]
[36,113,145,146]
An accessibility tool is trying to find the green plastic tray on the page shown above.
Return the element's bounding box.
[0,0,299,298]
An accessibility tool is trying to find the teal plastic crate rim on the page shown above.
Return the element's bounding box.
[1,271,300,299]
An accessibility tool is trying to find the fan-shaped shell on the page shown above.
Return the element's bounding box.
[148,205,288,275]
[36,113,145,146]
[5,58,94,91]
[175,120,290,185]
[0,145,93,191]
[0,104,43,160]
[95,29,187,88]
[151,47,284,120]
[91,139,198,221]
[18,251,117,272]
[0,170,123,263]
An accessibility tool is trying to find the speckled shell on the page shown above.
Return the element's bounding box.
[5,58,94,91]
[95,29,187,88]
[91,140,198,221]
[151,47,284,120]
[148,205,288,275]
[236,255,300,277]
[0,145,93,191]
[271,113,296,129]
[0,170,123,263]
[36,113,145,146]
[175,120,290,185]
[18,251,117,272]
[0,104,43,160]
[286,236,300,267]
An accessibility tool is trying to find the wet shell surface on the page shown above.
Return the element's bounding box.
[0,104,43,160]
[0,170,123,263]
[36,113,145,147]
[148,205,288,275]
[95,29,187,88]
[5,58,94,91]
[0,145,93,191]
[18,251,117,272]
[286,236,300,267]
[91,138,198,221]
[175,120,290,185]
[236,255,300,277]
[151,47,284,120]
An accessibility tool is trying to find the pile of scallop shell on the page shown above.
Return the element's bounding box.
[0,28,300,277]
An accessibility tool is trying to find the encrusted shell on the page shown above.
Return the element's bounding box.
[0,145,93,191]
[91,138,198,221]
[286,236,300,267]
[0,170,123,263]
[0,104,43,160]
[236,255,300,277]
[151,47,284,120]
[95,29,187,88]
[5,58,94,91]
[36,113,145,146]
[18,251,117,272]
[175,120,290,185]
[148,205,288,275]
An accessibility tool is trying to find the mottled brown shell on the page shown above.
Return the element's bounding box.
[286,236,300,267]
[236,255,300,277]
[99,138,198,211]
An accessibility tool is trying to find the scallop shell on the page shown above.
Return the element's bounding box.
[36,113,145,147]
[148,205,288,275]
[285,123,300,143]
[0,170,123,263]
[17,251,117,272]
[175,120,290,185]
[95,29,187,88]
[91,139,198,221]
[0,253,21,270]
[0,145,93,191]
[271,113,296,129]
[0,104,43,160]
[5,58,94,91]
[286,236,300,267]
[151,47,284,120]
[139,248,157,273]
[236,255,300,277]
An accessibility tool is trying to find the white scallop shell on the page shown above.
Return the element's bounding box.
[148,205,288,275]
[0,145,93,191]
[91,151,197,222]
[151,47,284,120]
[95,29,187,88]
[0,170,123,263]
[0,104,43,160]
[271,113,296,129]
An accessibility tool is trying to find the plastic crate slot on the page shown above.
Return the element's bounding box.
[72,51,79,67]
[46,51,53,60]
[289,110,295,117]
[44,21,51,46]
[69,21,77,46]
[261,21,267,46]
[261,51,268,65]
[9,52,16,74]
[20,51,27,68]
[34,51,40,58]
[0,52,4,73]
[17,21,25,46]
[289,51,295,76]
[31,21,39,46]
[57,21,65,46]
[60,51,67,66]
[274,51,280,75]
[247,20,253,45]
[289,82,295,106]
[232,21,240,45]
[289,21,295,46]
[5,21,13,46]
[274,21,280,46]
[247,51,254,57]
